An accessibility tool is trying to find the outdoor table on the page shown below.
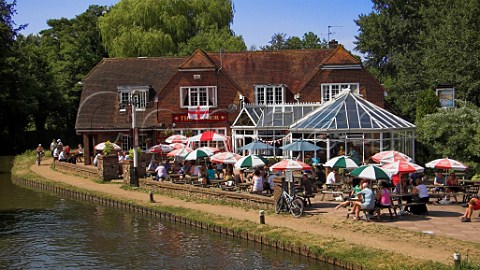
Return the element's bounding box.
[238,183,251,192]
[210,179,227,188]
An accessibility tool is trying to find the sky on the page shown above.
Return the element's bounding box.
[12,0,374,53]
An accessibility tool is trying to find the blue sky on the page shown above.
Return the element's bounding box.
[13,0,373,53]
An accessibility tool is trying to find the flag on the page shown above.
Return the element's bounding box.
[188,106,209,120]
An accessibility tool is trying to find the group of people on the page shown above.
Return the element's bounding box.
[49,139,83,164]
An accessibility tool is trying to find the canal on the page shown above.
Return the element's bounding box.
[0,171,333,269]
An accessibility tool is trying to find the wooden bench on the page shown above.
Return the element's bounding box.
[221,185,237,192]
[297,193,315,207]
[320,190,343,201]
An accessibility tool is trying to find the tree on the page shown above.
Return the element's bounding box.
[416,104,480,175]
[415,89,439,123]
[98,0,245,56]
[261,32,327,51]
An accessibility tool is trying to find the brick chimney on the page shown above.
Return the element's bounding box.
[328,39,339,48]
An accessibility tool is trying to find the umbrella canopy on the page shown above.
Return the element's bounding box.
[381,161,424,174]
[280,140,320,151]
[425,158,468,171]
[371,150,412,163]
[211,152,242,164]
[234,155,267,169]
[237,141,274,151]
[197,146,221,153]
[324,156,359,170]
[147,144,173,153]
[167,146,193,157]
[350,165,391,180]
[188,131,226,142]
[165,134,188,143]
[270,159,312,171]
[94,142,121,151]
[169,143,186,149]
[184,148,214,161]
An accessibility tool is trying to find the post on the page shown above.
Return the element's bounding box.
[149,191,155,202]
[131,92,139,187]
[453,252,461,268]
[259,210,265,224]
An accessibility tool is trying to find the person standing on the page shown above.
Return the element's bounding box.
[49,139,57,153]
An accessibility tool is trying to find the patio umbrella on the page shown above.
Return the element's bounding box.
[188,130,226,142]
[211,152,242,164]
[270,159,312,171]
[381,161,424,174]
[349,165,391,181]
[167,146,193,157]
[324,156,359,170]
[197,146,221,153]
[184,148,214,161]
[165,134,188,143]
[425,158,468,171]
[280,140,320,151]
[371,150,412,163]
[147,144,173,153]
[234,155,267,169]
[237,141,274,151]
[169,143,186,149]
[94,142,121,151]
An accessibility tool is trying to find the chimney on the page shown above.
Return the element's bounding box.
[328,39,339,48]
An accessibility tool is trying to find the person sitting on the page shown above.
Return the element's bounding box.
[461,198,480,222]
[334,179,368,210]
[250,169,263,194]
[410,178,429,215]
[155,163,167,181]
[325,167,338,185]
[223,168,235,187]
[93,152,101,166]
[351,182,375,220]
[58,150,68,162]
[207,164,216,181]
[374,181,392,216]
[394,174,412,211]
[216,163,224,179]
[266,171,279,193]
[76,144,84,162]
[446,172,460,203]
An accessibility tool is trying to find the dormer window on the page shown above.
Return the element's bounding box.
[118,86,150,111]
[255,84,285,105]
[321,83,359,102]
[180,86,217,108]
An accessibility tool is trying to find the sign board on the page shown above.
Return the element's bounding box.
[172,112,227,123]
[285,170,293,182]
[436,87,455,108]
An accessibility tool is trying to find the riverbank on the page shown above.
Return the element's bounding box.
[12,153,480,269]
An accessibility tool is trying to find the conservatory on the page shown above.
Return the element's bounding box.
[231,89,416,163]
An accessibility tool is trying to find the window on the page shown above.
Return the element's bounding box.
[321,83,359,102]
[118,86,150,111]
[120,133,130,151]
[255,85,285,105]
[180,86,217,108]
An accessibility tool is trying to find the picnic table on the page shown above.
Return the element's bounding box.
[210,179,227,188]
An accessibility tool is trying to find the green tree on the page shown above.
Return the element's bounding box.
[416,104,480,174]
[98,0,244,56]
[262,32,327,50]
[415,89,439,123]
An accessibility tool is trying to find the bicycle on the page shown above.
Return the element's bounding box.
[275,187,304,218]
[36,151,45,166]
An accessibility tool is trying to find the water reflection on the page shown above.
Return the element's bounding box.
[0,173,332,269]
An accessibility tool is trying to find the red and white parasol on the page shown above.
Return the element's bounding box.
[211,152,242,164]
[147,144,173,153]
[165,134,188,143]
[270,159,312,171]
[197,146,221,153]
[371,150,412,163]
[166,147,193,157]
[381,160,424,174]
[169,143,186,149]
[425,158,468,171]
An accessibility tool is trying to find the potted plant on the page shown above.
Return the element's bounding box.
[163,129,174,138]
[184,129,193,137]
[103,141,114,156]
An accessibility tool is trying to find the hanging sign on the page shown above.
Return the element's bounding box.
[436,87,455,108]
[172,112,227,123]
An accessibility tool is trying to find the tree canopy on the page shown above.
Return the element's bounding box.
[98,0,246,56]
[261,32,327,50]
[355,0,480,120]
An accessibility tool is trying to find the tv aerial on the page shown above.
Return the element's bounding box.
[327,25,343,42]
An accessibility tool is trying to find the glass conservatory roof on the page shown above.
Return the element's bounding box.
[232,103,321,128]
[291,89,415,132]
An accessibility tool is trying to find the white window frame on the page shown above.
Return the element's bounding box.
[118,86,149,112]
[321,83,359,103]
[180,86,217,108]
[254,84,285,105]
[120,133,130,151]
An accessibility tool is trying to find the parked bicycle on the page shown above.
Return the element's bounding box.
[275,186,304,218]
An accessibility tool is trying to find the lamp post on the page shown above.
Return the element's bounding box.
[131,91,139,187]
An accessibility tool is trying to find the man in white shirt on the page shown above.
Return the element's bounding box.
[326,168,337,185]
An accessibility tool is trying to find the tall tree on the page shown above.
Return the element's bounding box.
[261,32,327,50]
[98,0,245,56]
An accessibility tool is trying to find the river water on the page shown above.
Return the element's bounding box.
[0,172,333,270]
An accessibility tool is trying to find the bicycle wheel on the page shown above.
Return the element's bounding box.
[275,196,284,214]
[289,197,304,218]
